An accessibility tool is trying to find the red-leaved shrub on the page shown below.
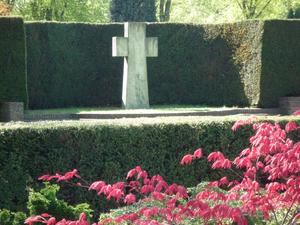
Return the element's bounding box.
[26,118,300,225]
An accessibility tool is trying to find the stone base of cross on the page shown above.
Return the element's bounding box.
[113,22,158,109]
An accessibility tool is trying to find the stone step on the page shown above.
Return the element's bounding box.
[24,113,73,121]
[279,97,300,115]
[0,102,24,122]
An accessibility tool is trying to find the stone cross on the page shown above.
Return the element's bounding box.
[112,22,158,109]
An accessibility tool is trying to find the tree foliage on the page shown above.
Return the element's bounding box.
[286,0,300,18]
[169,0,300,23]
[159,0,172,21]
[3,0,300,23]
[0,1,12,15]
[233,0,273,19]
[9,0,110,22]
[110,0,156,22]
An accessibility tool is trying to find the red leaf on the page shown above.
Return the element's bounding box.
[193,148,203,159]
[180,154,193,165]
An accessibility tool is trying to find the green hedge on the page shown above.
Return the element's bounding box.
[23,20,300,109]
[0,17,27,106]
[259,20,300,107]
[0,209,26,225]
[25,22,123,109]
[147,21,263,106]
[26,21,264,109]
[0,117,299,212]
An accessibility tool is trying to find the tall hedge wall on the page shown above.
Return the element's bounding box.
[0,17,27,105]
[259,20,300,107]
[25,22,123,109]
[0,117,299,212]
[25,20,300,109]
[26,21,264,109]
[147,21,263,106]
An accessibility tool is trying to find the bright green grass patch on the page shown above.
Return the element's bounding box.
[24,106,119,115]
[24,105,240,115]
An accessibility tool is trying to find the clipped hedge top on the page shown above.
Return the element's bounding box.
[0,16,24,20]
[25,19,294,26]
[25,21,123,26]
[0,115,299,130]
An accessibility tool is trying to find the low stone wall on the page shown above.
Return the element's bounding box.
[279,97,300,114]
[0,102,24,122]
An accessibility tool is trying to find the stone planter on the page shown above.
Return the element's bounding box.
[279,97,300,115]
[0,102,24,122]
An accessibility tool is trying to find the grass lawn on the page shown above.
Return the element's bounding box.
[25,105,240,115]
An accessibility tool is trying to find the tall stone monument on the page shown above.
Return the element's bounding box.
[112,22,158,109]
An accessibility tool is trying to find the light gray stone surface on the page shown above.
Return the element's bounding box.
[279,97,300,114]
[113,22,158,109]
[0,102,24,122]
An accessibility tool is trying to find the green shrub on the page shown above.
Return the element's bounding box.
[0,17,27,106]
[259,20,300,107]
[0,183,92,224]
[28,183,92,221]
[0,117,299,212]
[25,22,123,109]
[0,209,26,225]
[147,21,263,107]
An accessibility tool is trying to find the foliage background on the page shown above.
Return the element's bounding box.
[2,0,300,23]
[170,0,300,23]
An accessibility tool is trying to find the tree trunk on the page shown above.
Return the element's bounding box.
[159,0,171,22]
[159,0,165,21]
[165,0,171,21]
[236,0,272,19]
